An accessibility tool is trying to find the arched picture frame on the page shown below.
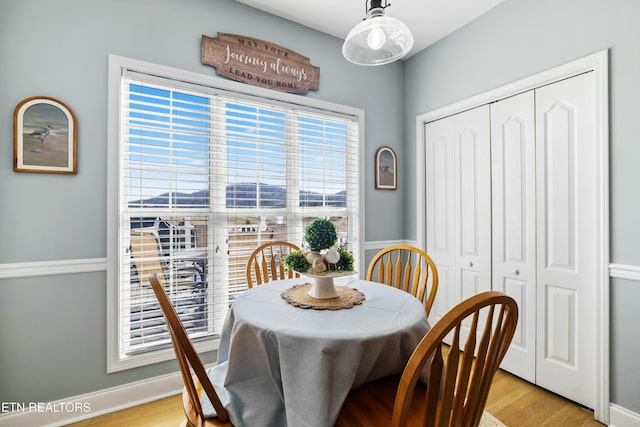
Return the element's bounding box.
[13,96,77,174]
[375,146,397,190]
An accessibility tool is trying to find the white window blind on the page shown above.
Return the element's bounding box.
[114,68,360,363]
[122,81,215,355]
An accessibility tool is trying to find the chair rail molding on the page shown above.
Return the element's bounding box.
[364,239,416,252]
[2,258,637,283]
[0,258,107,279]
[609,263,640,282]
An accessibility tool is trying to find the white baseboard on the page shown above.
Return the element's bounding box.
[610,404,640,427]
[0,370,185,427]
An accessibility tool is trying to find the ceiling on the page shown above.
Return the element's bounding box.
[233,0,506,59]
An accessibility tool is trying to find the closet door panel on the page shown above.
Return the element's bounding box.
[425,116,455,323]
[535,72,596,409]
[453,106,491,346]
[490,91,536,382]
[431,265,452,319]
[454,105,491,300]
[425,105,491,328]
[544,103,575,269]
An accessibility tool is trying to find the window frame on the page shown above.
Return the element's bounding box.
[106,54,365,372]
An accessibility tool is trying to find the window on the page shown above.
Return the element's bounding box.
[107,56,363,371]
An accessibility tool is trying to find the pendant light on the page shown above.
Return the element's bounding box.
[342,0,414,66]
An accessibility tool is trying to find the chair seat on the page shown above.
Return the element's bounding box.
[336,376,427,427]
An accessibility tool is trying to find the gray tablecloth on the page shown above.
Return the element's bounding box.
[203,277,430,427]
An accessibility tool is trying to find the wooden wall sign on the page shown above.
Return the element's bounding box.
[202,33,320,94]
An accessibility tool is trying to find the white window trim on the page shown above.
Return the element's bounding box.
[106,54,365,372]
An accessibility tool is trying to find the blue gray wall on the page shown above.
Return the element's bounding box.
[403,0,640,413]
[0,0,405,404]
[2,0,638,418]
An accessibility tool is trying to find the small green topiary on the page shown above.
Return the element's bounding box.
[335,246,354,271]
[304,218,337,251]
[281,250,309,273]
[282,218,354,274]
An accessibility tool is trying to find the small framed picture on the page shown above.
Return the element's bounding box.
[375,146,397,190]
[13,96,77,174]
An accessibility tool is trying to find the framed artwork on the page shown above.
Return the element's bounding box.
[375,146,397,190]
[13,96,77,174]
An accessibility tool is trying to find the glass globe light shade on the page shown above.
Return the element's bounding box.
[342,13,414,66]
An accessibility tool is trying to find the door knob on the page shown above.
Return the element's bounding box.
[513,269,520,275]
[469,261,474,267]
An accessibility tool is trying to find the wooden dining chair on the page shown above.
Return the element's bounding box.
[335,291,518,427]
[130,228,204,289]
[130,229,206,344]
[245,241,301,288]
[148,275,233,427]
[366,244,439,315]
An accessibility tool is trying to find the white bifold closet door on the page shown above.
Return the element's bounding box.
[425,71,597,409]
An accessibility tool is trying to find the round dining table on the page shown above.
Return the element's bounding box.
[203,276,430,427]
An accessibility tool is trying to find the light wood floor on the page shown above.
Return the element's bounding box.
[485,370,603,427]
[66,368,604,427]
